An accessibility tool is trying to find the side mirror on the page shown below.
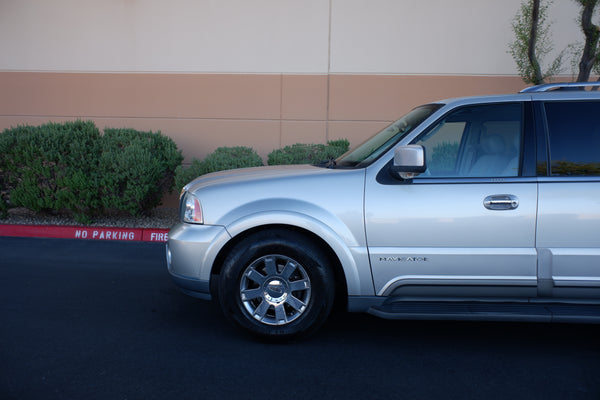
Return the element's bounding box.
[390,145,427,180]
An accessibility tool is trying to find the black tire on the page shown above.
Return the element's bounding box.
[218,229,335,340]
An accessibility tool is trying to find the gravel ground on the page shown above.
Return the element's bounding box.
[2,207,180,229]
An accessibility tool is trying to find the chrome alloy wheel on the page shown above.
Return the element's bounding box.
[239,254,312,326]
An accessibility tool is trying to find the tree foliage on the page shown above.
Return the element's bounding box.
[509,0,564,84]
[509,0,600,83]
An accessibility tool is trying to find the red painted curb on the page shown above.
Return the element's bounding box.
[0,224,170,242]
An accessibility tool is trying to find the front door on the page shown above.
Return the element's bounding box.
[365,102,538,298]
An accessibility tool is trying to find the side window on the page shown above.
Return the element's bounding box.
[544,101,600,176]
[413,103,523,178]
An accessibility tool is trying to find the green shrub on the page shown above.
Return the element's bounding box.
[174,146,263,192]
[174,158,205,192]
[99,128,183,216]
[203,146,263,172]
[0,121,102,223]
[327,139,351,152]
[0,121,182,223]
[267,139,350,165]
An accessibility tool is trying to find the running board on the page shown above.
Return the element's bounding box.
[368,301,600,324]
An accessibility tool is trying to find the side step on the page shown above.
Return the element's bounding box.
[368,301,600,324]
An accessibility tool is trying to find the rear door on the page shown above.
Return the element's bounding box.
[535,99,600,298]
[365,101,539,298]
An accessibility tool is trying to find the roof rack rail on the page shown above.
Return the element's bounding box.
[520,82,600,93]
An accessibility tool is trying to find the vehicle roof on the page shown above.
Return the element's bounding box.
[436,82,600,107]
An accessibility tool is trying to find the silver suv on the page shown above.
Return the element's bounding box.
[167,82,600,339]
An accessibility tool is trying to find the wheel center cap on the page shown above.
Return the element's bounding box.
[264,279,288,304]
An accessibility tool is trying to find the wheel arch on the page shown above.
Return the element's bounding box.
[210,223,354,308]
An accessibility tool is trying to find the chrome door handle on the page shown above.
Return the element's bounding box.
[484,195,519,210]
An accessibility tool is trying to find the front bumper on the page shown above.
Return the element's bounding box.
[166,222,231,300]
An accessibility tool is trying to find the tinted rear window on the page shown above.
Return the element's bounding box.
[544,101,600,176]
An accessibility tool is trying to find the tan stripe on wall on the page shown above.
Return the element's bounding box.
[0,72,526,161]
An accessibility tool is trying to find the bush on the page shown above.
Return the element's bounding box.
[174,146,263,191]
[203,146,263,172]
[0,121,102,223]
[174,158,205,193]
[267,139,350,165]
[99,128,183,216]
[174,141,351,192]
[0,121,182,223]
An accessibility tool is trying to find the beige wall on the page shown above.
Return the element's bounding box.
[0,0,585,160]
[0,0,580,75]
[0,72,526,161]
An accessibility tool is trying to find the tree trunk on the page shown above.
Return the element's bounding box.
[577,0,600,82]
[528,0,545,84]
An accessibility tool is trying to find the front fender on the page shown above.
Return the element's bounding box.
[225,210,374,296]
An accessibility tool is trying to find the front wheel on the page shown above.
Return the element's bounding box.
[218,229,335,340]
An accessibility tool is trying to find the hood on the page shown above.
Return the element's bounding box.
[184,164,332,193]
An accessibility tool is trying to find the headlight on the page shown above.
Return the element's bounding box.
[182,192,204,224]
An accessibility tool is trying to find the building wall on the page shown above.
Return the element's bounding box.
[0,0,584,161]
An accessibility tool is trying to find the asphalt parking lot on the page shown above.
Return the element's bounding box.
[1,237,599,400]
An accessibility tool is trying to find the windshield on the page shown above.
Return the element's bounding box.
[336,104,442,168]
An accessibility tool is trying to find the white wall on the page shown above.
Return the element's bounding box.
[329,0,581,75]
[0,0,586,75]
[0,0,330,73]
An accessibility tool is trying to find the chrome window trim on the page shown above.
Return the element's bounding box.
[410,177,539,185]
[537,176,600,183]
[410,176,600,185]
